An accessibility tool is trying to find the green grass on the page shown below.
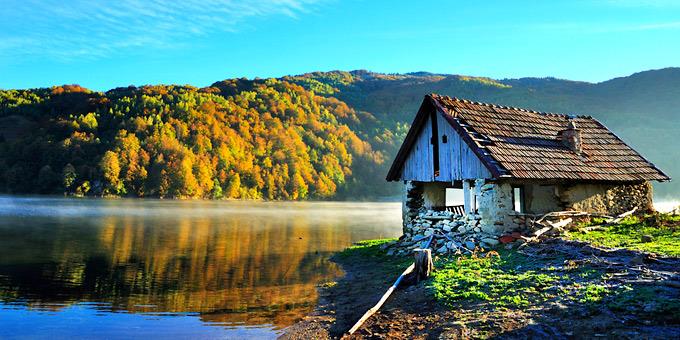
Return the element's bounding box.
[334,238,412,277]
[339,237,678,321]
[580,284,609,303]
[336,238,397,259]
[566,213,680,256]
[428,248,680,317]
[430,249,582,308]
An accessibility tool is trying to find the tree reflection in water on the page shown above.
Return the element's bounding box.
[0,198,401,334]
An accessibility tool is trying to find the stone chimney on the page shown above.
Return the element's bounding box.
[559,120,582,154]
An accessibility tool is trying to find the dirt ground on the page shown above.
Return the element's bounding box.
[281,239,680,339]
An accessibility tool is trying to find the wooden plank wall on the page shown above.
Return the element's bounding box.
[402,114,434,181]
[401,110,492,181]
[436,112,492,181]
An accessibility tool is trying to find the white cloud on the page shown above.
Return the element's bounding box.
[602,0,680,7]
[527,20,680,34]
[0,0,326,61]
[633,21,680,30]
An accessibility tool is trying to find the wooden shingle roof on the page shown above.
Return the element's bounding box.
[386,94,670,182]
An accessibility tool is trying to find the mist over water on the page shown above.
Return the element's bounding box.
[655,200,680,213]
[1,195,674,338]
[0,196,402,339]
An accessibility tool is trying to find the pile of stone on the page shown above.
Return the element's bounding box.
[385,209,527,256]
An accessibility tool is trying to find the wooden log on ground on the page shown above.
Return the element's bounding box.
[608,207,638,224]
[582,225,606,232]
[344,264,414,337]
[621,279,680,289]
[617,207,638,218]
[519,225,553,248]
[546,217,573,229]
[535,210,613,225]
[413,248,433,283]
[533,225,553,237]
[344,235,434,337]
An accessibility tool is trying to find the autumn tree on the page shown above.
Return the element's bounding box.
[100,151,123,195]
[0,78,385,199]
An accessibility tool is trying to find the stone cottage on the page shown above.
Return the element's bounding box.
[386,94,670,238]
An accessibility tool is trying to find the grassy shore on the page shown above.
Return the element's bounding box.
[335,238,410,272]
[341,239,680,322]
[430,248,680,316]
[431,212,680,312]
[566,213,680,256]
[284,213,680,338]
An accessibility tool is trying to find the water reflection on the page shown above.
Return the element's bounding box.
[0,197,401,338]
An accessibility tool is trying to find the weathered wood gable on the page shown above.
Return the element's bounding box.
[401,107,492,182]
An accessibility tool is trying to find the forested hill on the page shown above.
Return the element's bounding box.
[0,81,388,199]
[285,68,680,198]
[1,68,678,199]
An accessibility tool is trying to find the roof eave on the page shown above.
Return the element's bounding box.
[588,118,672,183]
[385,97,433,181]
[430,96,506,179]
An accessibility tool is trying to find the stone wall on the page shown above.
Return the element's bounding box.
[558,181,653,215]
[397,209,500,255]
[390,206,535,256]
[394,179,655,256]
[402,181,424,234]
[475,179,518,234]
[401,179,524,237]
[393,179,553,255]
[401,180,653,237]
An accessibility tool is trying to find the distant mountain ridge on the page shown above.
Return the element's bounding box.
[284,67,680,197]
[0,68,678,199]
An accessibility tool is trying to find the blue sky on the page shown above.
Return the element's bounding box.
[1,0,679,90]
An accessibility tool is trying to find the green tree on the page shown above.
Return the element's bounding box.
[211,178,223,199]
[62,163,76,193]
[76,181,91,196]
[78,112,98,131]
[225,173,241,199]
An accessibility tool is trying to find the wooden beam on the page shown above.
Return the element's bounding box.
[345,236,434,336]
[463,180,472,214]
[414,249,433,283]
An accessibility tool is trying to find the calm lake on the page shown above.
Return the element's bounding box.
[0,196,401,339]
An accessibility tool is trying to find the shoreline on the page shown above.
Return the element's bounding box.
[283,234,680,339]
[0,193,403,203]
[0,193,677,212]
[280,239,414,339]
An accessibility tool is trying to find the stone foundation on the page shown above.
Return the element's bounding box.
[402,181,424,234]
[398,179,526,253]
[394,179,656,256]
[475,179,522,234]
[389,208,533,256]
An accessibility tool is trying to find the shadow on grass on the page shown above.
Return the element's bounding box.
[296,237,680,338]
[323,239,412,336]
[430,238,680,338]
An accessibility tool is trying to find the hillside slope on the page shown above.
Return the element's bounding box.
[1,68,678,199]
[287,68,680,198]
[0,81,385,199]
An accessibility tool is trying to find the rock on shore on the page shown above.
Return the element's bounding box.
[385,209,530,255]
